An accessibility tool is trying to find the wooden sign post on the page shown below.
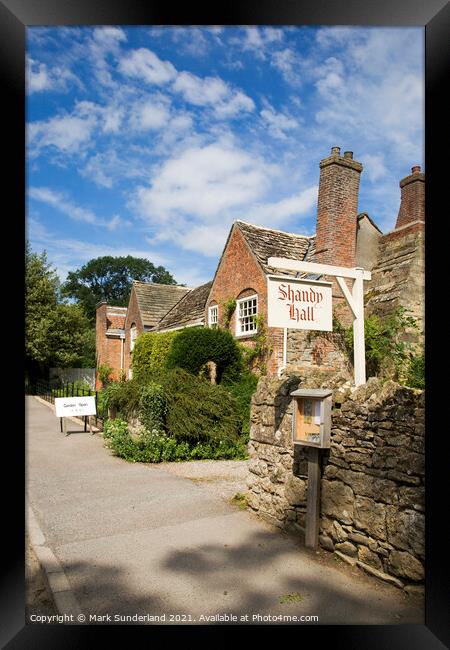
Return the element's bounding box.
[305,447,322,549]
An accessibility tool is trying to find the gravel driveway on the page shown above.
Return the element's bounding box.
[158,459,250,502]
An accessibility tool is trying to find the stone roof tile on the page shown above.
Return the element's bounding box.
[133,282,192,328]
[157,281,213,330]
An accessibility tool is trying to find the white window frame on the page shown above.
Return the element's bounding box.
[208,305,218,327]
[235,294,258,337]
[130,324,137,352]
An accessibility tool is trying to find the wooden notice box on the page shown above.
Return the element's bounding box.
[290,389,332,448]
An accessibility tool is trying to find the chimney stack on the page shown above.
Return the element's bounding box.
[395,165,425,229]
[315,146,363,268]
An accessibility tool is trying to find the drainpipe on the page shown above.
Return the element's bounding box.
[120,332,125,371]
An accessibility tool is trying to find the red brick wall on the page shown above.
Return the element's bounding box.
[315,147,363,326]
[315,148,363,269]
[95,304,126,389]
[395,167,425,229]
[124,287,144,375]
[206,225,284,376]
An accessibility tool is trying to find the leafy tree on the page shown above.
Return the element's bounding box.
[61,255,177,321]
[25,243,96,380]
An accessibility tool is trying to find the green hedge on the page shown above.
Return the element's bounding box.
[132,330,179,381]
[160,367,242,443]
[103,417,248,463]
[102,367,244,444]
[165,327,242,383]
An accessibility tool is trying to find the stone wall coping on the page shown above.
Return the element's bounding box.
[291,388,333,398]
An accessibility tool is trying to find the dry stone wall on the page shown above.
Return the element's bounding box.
[247,374,425,592]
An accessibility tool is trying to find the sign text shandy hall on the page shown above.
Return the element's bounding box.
[267,276,332,331]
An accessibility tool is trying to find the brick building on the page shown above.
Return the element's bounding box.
[96,147,425,385]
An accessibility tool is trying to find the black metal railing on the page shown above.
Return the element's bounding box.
[26,379,107,429]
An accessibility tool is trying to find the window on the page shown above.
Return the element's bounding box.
[130,324,137,352]
[236,295,258,336]
[208,305,218,327]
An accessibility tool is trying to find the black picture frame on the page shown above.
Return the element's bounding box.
[3,0,448,647]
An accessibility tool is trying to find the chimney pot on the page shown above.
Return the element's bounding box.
[411,165,421,174]
[344,151,353,160]
[331,146,341,155]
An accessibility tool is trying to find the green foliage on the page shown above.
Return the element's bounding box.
[335,307,424,387]
[131,330,179,381]
[102,378,143,417]
[222,297,236,328]
[222,371,258,436]
[138,382,167,432]
[166,327,242,383]
[79,327,96,368]
[25,243,95,378]
[239,314,272,375]
[61,255,177,322]
[103,417,248,463]
[160,368,242,443]
[97,363,114,387]
[403,349,425,389]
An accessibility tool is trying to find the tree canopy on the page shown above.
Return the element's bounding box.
[61,255,177,321]
[25,244,95,380]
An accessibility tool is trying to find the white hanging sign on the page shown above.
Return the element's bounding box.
[267,275,333,331]
[55,396,97,418]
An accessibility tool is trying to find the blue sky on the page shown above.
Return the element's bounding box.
[26,25,424,288]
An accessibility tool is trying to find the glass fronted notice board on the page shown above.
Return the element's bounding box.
[290,389,333,448]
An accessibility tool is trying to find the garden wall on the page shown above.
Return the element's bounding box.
[247,373,425,593]
[50,367,96,389]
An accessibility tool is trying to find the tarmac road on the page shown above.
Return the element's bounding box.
[26,396,424,626]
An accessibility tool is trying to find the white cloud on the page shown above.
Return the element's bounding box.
[26,56,83,95]
[172,71,254,118]
[27,113,96,156]
[361,153,387,183]
[79,149,148,188]
[260,105,299,140]
[118,48,177,85]
[129,99,171,131]
[28,217,168,281]
[27,100,127,157]
[134,141,273,222]
[92,26,127,49]
[271,48,303,86]
[28,186,128,230]
[230,27,284,61]
[88,26,127,88]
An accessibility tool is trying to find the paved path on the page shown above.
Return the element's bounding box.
[26,396,423,626]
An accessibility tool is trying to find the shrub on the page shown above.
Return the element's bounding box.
[103,417,248,463]
[403,349,425,389]
[102,379,143,418]
[132,331,179,381]
[138,382,167,432]
[160,368,242,443]
[97,363,114,386]
[335,307,423,384]
[223,371,258,436]
[166,327,242,383]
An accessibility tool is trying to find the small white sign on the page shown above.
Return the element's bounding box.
[55,396,97,418]
[267,275,333,331]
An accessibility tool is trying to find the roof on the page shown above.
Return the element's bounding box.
[105,306,127,330]
[358,212,383,234]
[132,281,192,328]
[105,328,125,338]
[157,281,213,331]
[235,220,315,276]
